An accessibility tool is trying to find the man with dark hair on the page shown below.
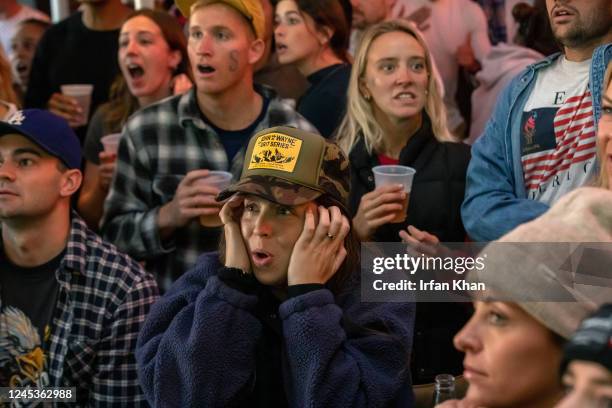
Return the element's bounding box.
[101,0,316,290]
[462,0,612,241]
[0,109,158,405]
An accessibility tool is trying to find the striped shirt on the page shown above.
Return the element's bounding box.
[520,57,597,204]
[101,86,317,289]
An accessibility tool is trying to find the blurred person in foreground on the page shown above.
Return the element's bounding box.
[556,304,612,408]
[438,185,612,408]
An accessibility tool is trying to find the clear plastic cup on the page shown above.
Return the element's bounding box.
[195,170,233,227]
[372,165,416,223]
[100,133,121,155]
[61,84,93,127]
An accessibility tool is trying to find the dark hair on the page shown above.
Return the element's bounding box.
[513,1,560,56]
[18,18,51,31]
[102,9,193,133]
[275,0,351,63]
[217,193,360,297]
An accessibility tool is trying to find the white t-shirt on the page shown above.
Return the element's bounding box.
[0,5,49,58]
[520,57,597,205]
[391,0,491,131]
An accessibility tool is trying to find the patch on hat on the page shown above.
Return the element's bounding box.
[248,132,303,173]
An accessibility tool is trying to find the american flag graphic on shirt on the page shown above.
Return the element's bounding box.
[520,90,597,204]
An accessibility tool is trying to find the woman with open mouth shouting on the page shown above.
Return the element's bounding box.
[136,126,416,407]
[78,9,192,230]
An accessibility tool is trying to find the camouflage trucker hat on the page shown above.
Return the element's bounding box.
[217,126,350,210]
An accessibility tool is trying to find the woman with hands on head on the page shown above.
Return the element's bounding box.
[135,126,416,407]
[77,9,192,229]
[335,19,472,384]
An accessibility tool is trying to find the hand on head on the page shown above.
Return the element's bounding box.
[287,204,350,286]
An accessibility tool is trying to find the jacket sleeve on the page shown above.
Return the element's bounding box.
[135,261,262,408]
[280,288,415,407]
[461,79,549,241]
[100,126,170,258]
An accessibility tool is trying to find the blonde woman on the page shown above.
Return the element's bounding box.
[597,61,611,190]
[336,19,472,384]
[0,46,19,120]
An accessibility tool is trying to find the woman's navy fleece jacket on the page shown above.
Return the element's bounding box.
[136,252,416,407]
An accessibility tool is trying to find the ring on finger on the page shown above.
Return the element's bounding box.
[326,233,335,239]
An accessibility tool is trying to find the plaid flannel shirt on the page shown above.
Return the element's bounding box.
[0,214,159,406]
[100,86,317,288]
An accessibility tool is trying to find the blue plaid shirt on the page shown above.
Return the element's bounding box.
[101,86,317,289]
[1,214,159,406]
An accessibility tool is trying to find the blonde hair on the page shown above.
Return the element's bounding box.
[335,19,455,155]
[597,61,612,189]
[0,47,19,106]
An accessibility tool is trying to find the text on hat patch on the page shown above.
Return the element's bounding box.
[249,133,302,173]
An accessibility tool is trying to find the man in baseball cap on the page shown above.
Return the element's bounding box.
[0,109,158,404]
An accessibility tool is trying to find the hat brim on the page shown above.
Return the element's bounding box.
[0,121,72,169]
[217,175,322,206]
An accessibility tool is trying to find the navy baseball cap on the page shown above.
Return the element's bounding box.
[0,109,81,169]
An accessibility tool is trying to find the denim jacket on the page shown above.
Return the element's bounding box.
[462,43,612,241]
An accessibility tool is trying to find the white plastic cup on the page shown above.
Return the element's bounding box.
[372,165,416,223]
[195,170,233,227]
[100,133,121,155]
[60,84,93,127]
